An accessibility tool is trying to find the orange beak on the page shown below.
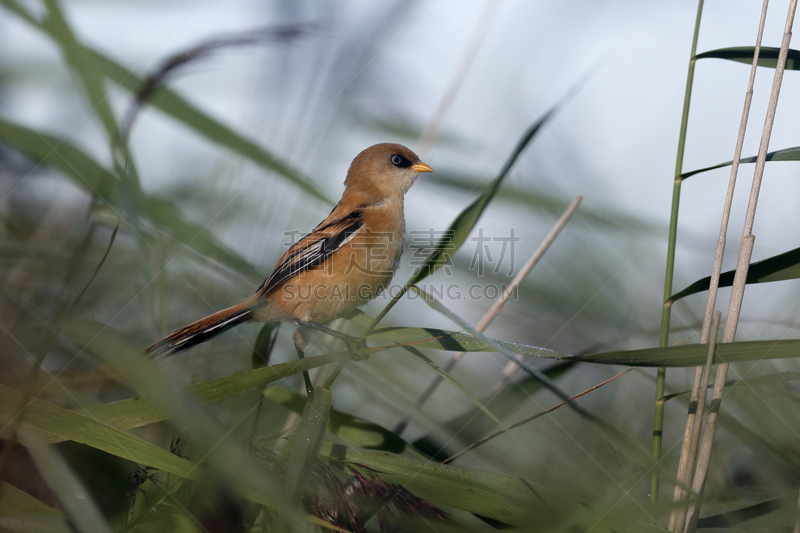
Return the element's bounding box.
[411,162,434,173]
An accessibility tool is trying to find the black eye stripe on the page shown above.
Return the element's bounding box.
[390,154,412,168]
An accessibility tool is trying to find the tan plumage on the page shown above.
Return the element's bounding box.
[146,143,433,356]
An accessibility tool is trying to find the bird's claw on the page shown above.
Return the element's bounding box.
[346,337,369,361]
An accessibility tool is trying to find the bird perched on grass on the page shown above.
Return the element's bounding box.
[146,143,433,361]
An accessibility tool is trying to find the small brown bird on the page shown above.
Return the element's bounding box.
[147,143,433,358]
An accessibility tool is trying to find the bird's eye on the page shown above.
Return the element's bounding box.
[390,154,411,168]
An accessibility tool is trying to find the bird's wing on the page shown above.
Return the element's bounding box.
[256,209,364,297]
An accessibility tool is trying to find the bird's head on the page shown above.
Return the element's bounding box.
[343,143,433,199]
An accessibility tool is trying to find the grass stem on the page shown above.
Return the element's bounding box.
[685,2,797,530]
[653,0,705,504]
[670,2,769,529]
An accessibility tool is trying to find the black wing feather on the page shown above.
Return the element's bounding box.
[256,212,363,297]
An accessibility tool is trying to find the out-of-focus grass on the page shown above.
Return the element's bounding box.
[1,0,800,531]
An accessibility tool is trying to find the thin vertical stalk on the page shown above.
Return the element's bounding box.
[669,3,770,530]
[685,3,797,531]
[652,0,705,504]
[670,312,722,531]
[417,0,504,157]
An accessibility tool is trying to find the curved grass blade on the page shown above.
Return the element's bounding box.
[695,496,784,528]
[2,0,329,204]
[0,387,342,530]
[0,118,118,199]
[263,387,426,458]
[24,329,439,444]
[662,370,800,402]
[319,443,568,528]
[278,387,332,531]
[0,480,64,518]
[579,338,800,367]
[61,318,300,503]
[39,0,121,149]
[0,386,237,487]
[682,145,800,180]
[367,102,568,332]
[408,110,557,286]
[413,362,576,461]
[696,46,800,70]
[670,245,800,302]
[412,287,591,419]
[86,50,330,205]
[60,351,346,441]
[0,118,262,280]
[252,323,280,368]
[16,429,112,533]
[367,326,563,358]
[397,343,533,458]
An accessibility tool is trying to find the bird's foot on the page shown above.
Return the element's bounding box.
[345,337,369,361]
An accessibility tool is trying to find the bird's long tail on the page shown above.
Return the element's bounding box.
[146,303,254,357]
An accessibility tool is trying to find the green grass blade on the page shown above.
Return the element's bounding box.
[0,385,211,483]
[278,387,332,531]
[61,351,344,441]
[695,496,784,528]
[0,118,119,199]
[682,145,800,179]
[0,388,341,530]
[579,338,800,366]
[40,0,120,144]
[663,370,800,402]
[671,245,800,302]
[0,118,262,279]
[407,110,556,286]
[319,444,548,528]
[398,343,534,459]
[1,387,288,509]
[696,46,800,69]
[367,326,563,357]
[0,481,64,518]
[263,387,426,458]
[86,50,330,204]
[413,288,590,418]
[252,323,281,368]
[413,362,575,460]
[61,318,299,501]
[16,429,113,533]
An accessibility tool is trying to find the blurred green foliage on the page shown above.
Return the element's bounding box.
[1,1,800,531]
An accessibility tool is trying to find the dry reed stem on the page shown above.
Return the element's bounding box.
[393,195,583,435]
[684,2,797,531]
[670,312,721,531]
[669,2,770,530]
[416,0,505,157]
